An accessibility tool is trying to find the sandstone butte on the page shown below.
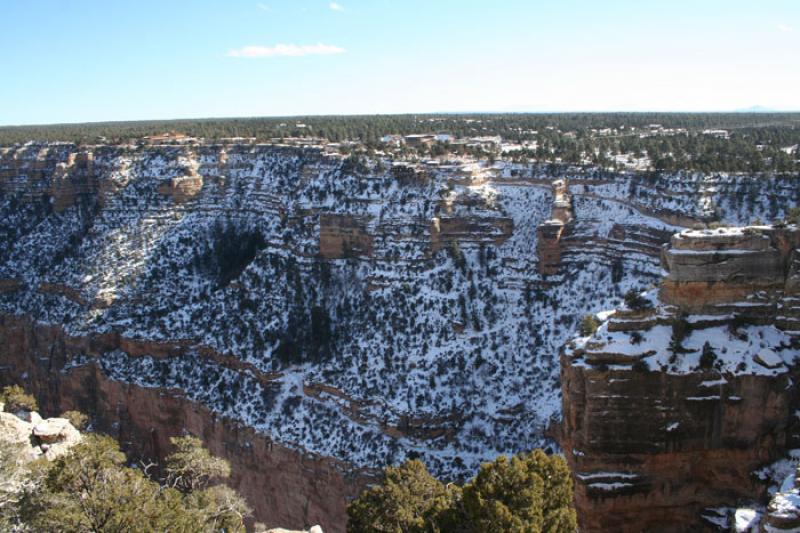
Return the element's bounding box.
[561,224,800,532]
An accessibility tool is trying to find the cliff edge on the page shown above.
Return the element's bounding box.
[561,225,800,531]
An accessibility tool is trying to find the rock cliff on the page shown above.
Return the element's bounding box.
[0,314,372,533]
[536,179,573,276]
[561,225,800,531]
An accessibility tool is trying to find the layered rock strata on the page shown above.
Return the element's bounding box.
[536,179,573,276]
[2,142,798,530]
[661,226,800,318]
[0,315,372,533]
[561,225,800,532]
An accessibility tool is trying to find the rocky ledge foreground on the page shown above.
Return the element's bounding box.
[0,406,81,462]
[0,405,82,506]
[561,225,800,531]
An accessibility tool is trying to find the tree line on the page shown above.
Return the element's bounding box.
[2,112,798,173]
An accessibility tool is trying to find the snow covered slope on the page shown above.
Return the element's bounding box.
[0,142,797,480]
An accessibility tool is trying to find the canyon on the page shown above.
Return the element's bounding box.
[1,141,798,530]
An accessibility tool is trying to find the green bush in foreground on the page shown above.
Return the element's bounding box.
[347,459,460,533]
[0,385,38,413]
[13,434,250,532]
[347,449,577,533]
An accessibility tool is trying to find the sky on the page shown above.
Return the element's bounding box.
[1,0,798,125]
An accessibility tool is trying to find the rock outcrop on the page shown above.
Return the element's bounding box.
[0,408,81,462]
[0,407,81,508]
[535,219,568,276]
[319,214,373,259]
[157,174,204,203]
[561,225,800,532]
[536,179,573,276]
[660,226,800,318]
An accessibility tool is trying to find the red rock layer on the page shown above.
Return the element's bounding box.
[0,314,374,533]
[560,359,797,532]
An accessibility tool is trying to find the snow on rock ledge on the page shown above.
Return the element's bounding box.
[661,225,800,315]
[763,469,800,531]
[561,224,800,532]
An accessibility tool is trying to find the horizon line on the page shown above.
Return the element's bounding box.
[3,109,800,129]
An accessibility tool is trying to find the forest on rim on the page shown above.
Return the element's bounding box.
[1,113,799,173]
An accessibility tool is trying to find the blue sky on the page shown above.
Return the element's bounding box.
[1,0,798,125]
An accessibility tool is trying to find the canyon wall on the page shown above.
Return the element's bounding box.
[561,226,800,531]
[0,314,372,532]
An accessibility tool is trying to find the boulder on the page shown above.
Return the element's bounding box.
[32,417,81,459]
[754,349,783,369]
[0,410,81,463]
[33,417,72,442]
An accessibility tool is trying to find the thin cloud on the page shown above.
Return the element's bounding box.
[777,23,793,33]
[256,3,270,11]
[329,2,344,11]
[227,43,346,58]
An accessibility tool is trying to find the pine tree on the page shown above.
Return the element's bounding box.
[462,454,545,531]
[16,434,250,532]
[165,436,231,494]
[347,459,457,532]
[668,315,690,363]
[347,451,576,533]
[580,315,599,336]
[462,450,576,533]
[699,341,717,369]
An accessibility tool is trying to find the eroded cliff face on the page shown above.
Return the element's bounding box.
[0,314,371,532]
[319,214,374,259]
[562,360,798,531]
[561,225,800,531]
[535,180,572,277]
